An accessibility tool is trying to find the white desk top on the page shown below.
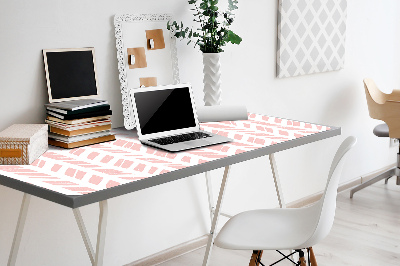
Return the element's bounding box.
[0,113,339,208]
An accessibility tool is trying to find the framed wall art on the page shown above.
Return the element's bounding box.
[276,0,347,78]
[114,13,180,129]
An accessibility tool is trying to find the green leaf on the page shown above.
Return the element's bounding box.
[228,0,238,11]
[200,2,208,10]
[226,30,242,44]
[166,0,241,52]
[172,21,181,30]
[210,0,219,6]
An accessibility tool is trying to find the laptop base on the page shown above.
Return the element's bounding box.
[141,131,231,152]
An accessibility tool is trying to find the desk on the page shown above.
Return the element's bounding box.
[0,113,340,266]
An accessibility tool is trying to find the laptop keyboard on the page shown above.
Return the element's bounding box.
[149,132,211,145]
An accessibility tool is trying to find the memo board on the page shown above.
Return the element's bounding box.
[114,14,180,130]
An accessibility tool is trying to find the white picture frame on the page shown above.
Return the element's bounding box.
[276,0,347,78]
[114,13,180,130]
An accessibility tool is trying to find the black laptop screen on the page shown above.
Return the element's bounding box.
[134,87,197,135]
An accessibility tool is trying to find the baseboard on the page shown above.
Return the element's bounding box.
[127,163,395,265]
[361,163,396,183]
[126,235,208,266]
[288,163,396,208]
[286,176,361,208]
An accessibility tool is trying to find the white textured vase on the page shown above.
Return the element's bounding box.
[202,53,222,106]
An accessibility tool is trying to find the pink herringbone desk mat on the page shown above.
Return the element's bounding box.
[0,114,330,195]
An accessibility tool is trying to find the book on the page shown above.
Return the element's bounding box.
[49,130,111,143]
[46,115,111,125]
[45,119,111,131]
[44,99,108,111]
[47,109,112,120]
[46,104,110,115]
[49,124,112,137]
[48,135,116,149]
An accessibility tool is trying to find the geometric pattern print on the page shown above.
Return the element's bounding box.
[0,114,331,196]
[277,0,347,78]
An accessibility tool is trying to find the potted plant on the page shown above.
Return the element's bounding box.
[167,0,242,106]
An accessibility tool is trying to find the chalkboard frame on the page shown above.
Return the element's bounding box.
[43,47,100,103]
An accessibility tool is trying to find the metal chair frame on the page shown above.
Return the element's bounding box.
[252,249,312,266]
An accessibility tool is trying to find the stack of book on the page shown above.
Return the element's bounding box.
[45,99,115,149]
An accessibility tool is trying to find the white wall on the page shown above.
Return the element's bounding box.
[0,0,400,265]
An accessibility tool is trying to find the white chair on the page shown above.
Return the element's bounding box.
[214,136,356,266]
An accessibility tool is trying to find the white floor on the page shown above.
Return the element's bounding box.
[160,178,400,266]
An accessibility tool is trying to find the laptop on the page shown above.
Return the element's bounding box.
[130,84,232,152]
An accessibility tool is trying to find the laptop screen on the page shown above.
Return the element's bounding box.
[134,86,196,135]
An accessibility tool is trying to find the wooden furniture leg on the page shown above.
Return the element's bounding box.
[298,249,306,266]
[249,250,263,266]
[308,247,317,266]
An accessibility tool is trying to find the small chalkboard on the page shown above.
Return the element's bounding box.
[43,48,99,103]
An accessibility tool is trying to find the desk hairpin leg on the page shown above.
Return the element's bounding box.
[269,153,295,261]
[205,171,234,222]
[73,200,108,266]
[202,166,231,266]
[205,171,215,222]
[73,208,95,265]
[269,154,286,208]
[8,193,31,266]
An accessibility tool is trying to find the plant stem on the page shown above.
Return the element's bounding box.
[195,2,206,52]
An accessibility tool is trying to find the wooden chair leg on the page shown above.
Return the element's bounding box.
[249,250,263,266]
[308,247,318,266]
[298,250,307,266]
